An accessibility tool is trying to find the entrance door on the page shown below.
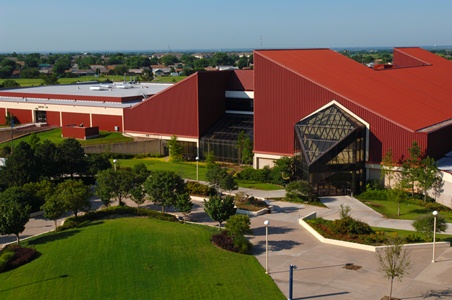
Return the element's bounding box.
[35,111,47,123]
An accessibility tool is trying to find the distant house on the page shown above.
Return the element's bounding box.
[90,65,108,74]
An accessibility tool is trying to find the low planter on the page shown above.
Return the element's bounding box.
[299,212,451,252]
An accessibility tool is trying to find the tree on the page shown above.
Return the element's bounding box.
[381,148,396,188]
[42,193,66,231]
[1,79,20,88]
[95,168,134,206]
[416,156,442,202]
[401,141,423,197]
[174,192,193,223]
[412,214,447,241]
[40,74,59,85]
[34,139,60,179]
[20,68,40,79]
[271,156,296,185]
[205,163,237,193]
[225,214,252,239]
[242,135,253,165]
[0,141,39,187]
[85,153,112,177]
[236,130,246,164]
[376,236,411,300]
[0,198,30,244]
[56,138,87,178]
[285,180,316,203]
[388,183,406,216]
[168,135,183,161]
[204,194,236,229]
[56,179,92,218]
[143,170,186,213]
[129,185,146,210]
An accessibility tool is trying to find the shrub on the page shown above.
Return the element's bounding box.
[358,189,388,200]
[211,231,252,254]
[233,235,253,254]
[186,181,216,196]
[412,214,447,241]
[0,248,15,272]
[0,245,37,273]
[236,167,271,182]
[331,217,373,236]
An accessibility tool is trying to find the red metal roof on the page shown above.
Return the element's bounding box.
[226,70,254,91]
[254,48,452,132]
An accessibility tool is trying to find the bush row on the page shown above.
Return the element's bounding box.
[186,181,216,196]
[59,206,177,231]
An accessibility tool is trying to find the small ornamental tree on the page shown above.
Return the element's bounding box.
[129,185,146,211]
[204,194,236,230]
[168,135,183,162]
[381,148,396,188]
[412,214,447,241]
[417,156,443,202]
[225,214,252,239]
[56,179,92,218]
[42,194,67,231]
[0,199,31,244]
[388,183,406,216]
[174,192,193,223]
[285,180,316,203]
[376,236,411,300]
[144,170,186,213]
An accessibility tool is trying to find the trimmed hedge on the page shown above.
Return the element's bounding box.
[59,206,177,231]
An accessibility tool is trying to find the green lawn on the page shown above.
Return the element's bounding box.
[360,198,452,222]
[371,226,452,243]
[237,180,284,191]
[0,218,284,300]
[1,128,133,146]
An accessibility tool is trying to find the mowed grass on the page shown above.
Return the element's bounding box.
[361,198,452,222]
[371,226,452,243]
[0,218,285,300]
[1,128,133,146]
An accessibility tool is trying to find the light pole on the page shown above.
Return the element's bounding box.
[113,159,117,171]
[432,210,438,263]
[195,156,199,181]
[264,220,270,274]
[288,264,297,300]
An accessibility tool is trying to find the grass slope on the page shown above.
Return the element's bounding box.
[0,218,284,300]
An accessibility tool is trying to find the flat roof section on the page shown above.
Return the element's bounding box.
[0,82,173,103]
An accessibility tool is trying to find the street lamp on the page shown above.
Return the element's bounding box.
[288,264,298,300]
[195,156,199,181]
[432,210,438,263]
[113,159,117,171]
[264,220,270,274]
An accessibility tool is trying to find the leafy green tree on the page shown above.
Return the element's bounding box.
[412,214,447,241]
[271,156,296,185]
[129,185,146,210]
[0,141,39,187]
[113,64,129,76]
[132,163,151,184]
[56,138,87,178]
[376,236,411,300]
[206,163,237,193]
[40,74,59,85]
[285,180,316,202]
[55,179,92,218]
[204,194,236,229]
[1,79,20,88]
[28,133,41,150]
[52,56,71,75]
[0,198,30,244]
[174,192,193,223]
[417,156,443,202]
[143,170,186,213]
[20,68,40,79]
[85,153,112,177]
[236,130,246,164]
[95,168,134,206]
[42,193,66,231]
[160,55,179,66]
[401,141,423,197]
[225,214,252,239]
[381,148,396,188]
[242,135,253,165]
[34,139,59,179]
[168,135,183,161]
[388,183,406,216]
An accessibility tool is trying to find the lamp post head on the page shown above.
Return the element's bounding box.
[195,156,199,161]
[433,210,438,216]
[113,159,117,163]
[264,220,270,226]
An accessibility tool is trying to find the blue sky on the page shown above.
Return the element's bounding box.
[1,0,451,52]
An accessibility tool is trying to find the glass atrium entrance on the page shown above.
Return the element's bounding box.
[295,104,366,196]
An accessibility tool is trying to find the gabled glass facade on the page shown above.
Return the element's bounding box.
[295,105,366,195]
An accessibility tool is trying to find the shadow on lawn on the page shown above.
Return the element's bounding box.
[27,230,81,246]
[0,274,69,292]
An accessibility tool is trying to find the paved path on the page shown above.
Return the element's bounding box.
[2,189,452,299]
